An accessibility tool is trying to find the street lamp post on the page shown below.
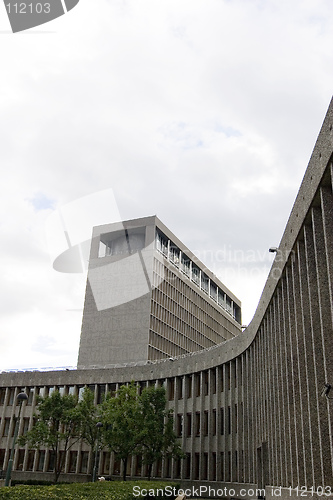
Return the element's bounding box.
[92,422,103,482]
[5,392,28,486]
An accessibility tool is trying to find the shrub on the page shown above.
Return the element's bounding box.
[0,480,180,500]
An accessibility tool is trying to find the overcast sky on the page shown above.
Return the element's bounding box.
[1,0,332,370]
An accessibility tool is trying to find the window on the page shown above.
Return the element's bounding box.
[177,414,183,437]
[68,451,77,473]
[22,417,30,435]
[195,373,200,397]
[156,231,168,256]
[168,379,175,401]
[192,264,200,285]
[80,451,89,474]
[47,451,55,472]
[212,452,217,481]
[212,409,217,435]
[26,450,35,471]
[78,386,85,401]
[36,387,46,398]
[228,406,231,434]
[7,389,15,406]
[0,449,5,469]
[68,386,75,396]
[185,454,191,479]
[203,371,209,396]
[203,411,208,436]
[195,412,200,436]
[186,413,192,437]
[220,408,224,435]
[3,418,10,437]
[211,370,216,394]
[202,453,208,480]
[201,273,209,294]
[181,254,190,277]
[57,386,65,396]
[37,450,45,471]
[97,384,106,404]
[27,388,35,405]
[135,455,142,476]
[0,388,6,405]
[177,377,183,400]
[194,453,200,480]
[16,449,25,471]
[169,246,180,267]
[187,376,192,399]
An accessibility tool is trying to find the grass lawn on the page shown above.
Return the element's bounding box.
[0,480,180,499]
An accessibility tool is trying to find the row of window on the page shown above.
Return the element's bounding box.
[155,231,241,323]
[1,403,241,451]
[176,404,241,437]
[151,288,231,341]
[0,446,243,482]
[0,364,242,412]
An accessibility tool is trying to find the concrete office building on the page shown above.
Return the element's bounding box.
[0,99,333,498]
[78,216,242,368]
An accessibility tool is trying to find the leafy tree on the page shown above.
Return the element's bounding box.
[138,385,185,480]
[76,387,103,475]
[101,382,142,481]
[19,391,83,483]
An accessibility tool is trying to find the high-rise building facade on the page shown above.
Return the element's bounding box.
[77,216,241,368]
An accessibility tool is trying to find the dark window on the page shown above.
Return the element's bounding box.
[220,452,225,481]
[177,377,183,400]
[212,409,217,435]
[177,414,183,437]
[7,389,15,406]
[16,449,25,471]
[220,408,224,435]
[186,413,192,437]
[37,450,45,471]
[194,453,200,479]
[47,451,55,472]
[228,406,231,434]
[195,373,200,397]
[3,418,10,437]
[0,388,6,405]
[212,452,217,481]
[0,449,5,469]
[26,450,35,471]
[27,388,35,405]
[203,411,208,436]
[187,376,192,399]
[202,453,208,480]
[168,379,175,401]
[68,451,77,473]
[80,451,89,474]
[203,372,209,396]
[195,412,200,436]
[211,370,216,394]
[97,384,106,404]
[22,418,29,435]
[185,454,191,479]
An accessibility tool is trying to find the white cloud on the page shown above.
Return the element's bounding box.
[0,0,333,369]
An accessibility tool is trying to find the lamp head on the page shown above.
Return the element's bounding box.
[17,392,28,403]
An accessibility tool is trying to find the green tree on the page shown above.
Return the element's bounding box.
[19,391,82,483]
[76,387,103,475]
[138,386,185,480]
[101,382,141,481]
